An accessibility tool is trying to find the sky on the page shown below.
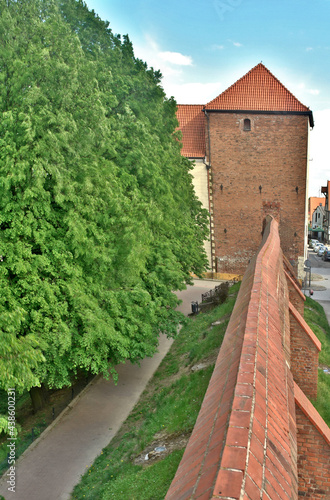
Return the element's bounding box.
[85,0,330,197]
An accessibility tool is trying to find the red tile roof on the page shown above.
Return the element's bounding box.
[205,63,310,112]
[176,104,205,158]
[176,63,313,157]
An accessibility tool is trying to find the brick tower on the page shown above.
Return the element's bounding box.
[177,63,314,277]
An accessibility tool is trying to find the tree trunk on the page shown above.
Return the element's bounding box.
[29,384,49,413]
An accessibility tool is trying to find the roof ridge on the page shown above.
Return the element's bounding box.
[204,62,311,114]
[204,62,263,108]
[257,63,310,111]
[177,104,204,107]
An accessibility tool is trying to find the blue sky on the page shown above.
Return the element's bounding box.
[85,0,330,197]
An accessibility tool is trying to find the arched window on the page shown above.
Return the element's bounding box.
[243,118,251,131]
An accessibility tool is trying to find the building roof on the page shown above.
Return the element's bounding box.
[176,63,313,158]
[176,104,205,158]
[205,63,312,115]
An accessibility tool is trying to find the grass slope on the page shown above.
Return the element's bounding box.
[304,296,330,426]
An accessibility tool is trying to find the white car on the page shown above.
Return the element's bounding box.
[309,239,319,248]
[318,246,327,256]
[314,243,324,252]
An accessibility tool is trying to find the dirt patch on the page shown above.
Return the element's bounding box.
[209,313,231,328]
[191,353,217,373]
[133,430,190,466]
[319,364,330,375]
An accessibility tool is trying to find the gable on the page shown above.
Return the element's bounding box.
[205,63,313,123]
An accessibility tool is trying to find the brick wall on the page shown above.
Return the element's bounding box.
[289,302,321,400]
[285,270,306,317]
[208,112,309,275]
[166,216,330,500]
[295,383,330,498]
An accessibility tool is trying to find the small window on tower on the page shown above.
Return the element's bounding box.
[243,118,251,131]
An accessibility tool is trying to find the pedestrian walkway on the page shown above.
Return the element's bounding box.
[0,280,218,500]
[308,265,330,324]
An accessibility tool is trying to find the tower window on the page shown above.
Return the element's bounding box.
[243,118,251,131]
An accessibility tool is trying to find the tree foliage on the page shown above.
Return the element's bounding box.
[0,0,209,392]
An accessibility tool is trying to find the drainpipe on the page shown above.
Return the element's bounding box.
[203,110,214,272]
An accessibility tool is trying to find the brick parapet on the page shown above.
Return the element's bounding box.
[166,217,329,499]
[166,217,298,499]
[289,302,321,400]
[294,382,330,498]
[283,254,301,287]
[285,269,306,317]
[165,248,255,500]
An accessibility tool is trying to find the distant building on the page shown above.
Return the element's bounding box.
[308,197,325,225]
[311,204,325,242]
[321,181,330,244]
[177,63,314,277]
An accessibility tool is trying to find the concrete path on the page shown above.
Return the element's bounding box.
[0,279,219,500]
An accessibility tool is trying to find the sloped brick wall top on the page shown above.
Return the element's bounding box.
[284,270,306,302]
[289,302,321,352]
[294,382,330,445]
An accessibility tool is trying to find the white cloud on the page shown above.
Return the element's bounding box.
[144,33,158,52]
[159,51,193,66]
[161,81,223,104]
[133,34,193,82]
[226,39,242,48]
[306,47,313,51]
[212,44,225,50]
[290,81,320,101]
[307,89,320,95]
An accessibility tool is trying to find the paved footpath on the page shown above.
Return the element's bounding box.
[0,279,218,500]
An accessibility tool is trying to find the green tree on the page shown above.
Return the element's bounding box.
[0,0,209,408]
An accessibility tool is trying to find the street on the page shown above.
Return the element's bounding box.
[305,248,330,324]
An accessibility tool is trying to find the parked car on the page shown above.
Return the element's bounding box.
[314,243,324,253]
[322,249,330,261]
[309,239,319,248]
[318,246,326,256]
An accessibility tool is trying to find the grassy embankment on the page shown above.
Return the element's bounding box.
[304,296,330,424]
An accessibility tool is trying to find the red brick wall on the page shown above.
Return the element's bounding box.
[285,270,306,317]
[295,383,330,499]
[289,303,321,400]
[207,112,309,274]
